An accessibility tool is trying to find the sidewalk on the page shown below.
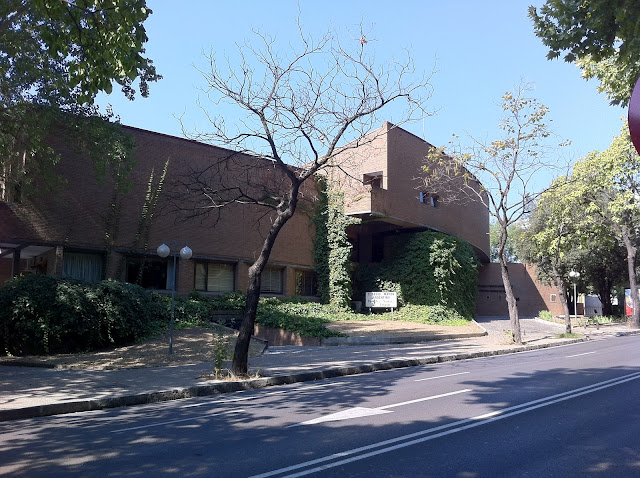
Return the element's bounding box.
[1,318,638,422]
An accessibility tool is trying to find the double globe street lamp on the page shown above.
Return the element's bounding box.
[569,270,580,326]
[157,242,192,354]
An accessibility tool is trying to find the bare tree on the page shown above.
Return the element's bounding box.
[423,83,566,344]
[174,25,431,375]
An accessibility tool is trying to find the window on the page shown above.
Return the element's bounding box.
[126,258,169,289]
[195,262,235,292]
[550,294,557,303]
[62,252,103,282]
[296,270,318,296]
[420,192,439,207]
[261,267,283,294]
[363,171,383,188]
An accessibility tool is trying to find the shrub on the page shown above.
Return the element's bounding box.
[353,231,478,318]
[0,275,159,356]
[538,310,553,321]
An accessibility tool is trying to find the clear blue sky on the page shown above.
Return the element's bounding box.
[98,0,626,183]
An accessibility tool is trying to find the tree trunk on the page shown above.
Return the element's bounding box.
[499,259,522,343]
[552,266,571,334]
[621,226,640,328]
[596,276,613,317]
[231,189,299,375]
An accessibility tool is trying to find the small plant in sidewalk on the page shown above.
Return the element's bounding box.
[211,327,231,378]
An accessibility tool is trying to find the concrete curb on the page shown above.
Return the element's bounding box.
[321,331,487,346]
[0,336,586,422]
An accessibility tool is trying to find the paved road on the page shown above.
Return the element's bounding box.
[1,333,639,477]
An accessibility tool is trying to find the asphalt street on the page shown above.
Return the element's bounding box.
[1,334,639,477]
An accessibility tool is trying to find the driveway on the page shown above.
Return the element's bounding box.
[475,316,565,342]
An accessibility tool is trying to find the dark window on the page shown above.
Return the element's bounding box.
[296,270,318,296]
[372,235,384,262]
[126,258,169,289]
[363,172,383,188]
[420,192,439,207]
[62,252,103,282]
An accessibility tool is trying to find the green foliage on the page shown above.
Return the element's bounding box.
[0,275,160,356]
[153,291,247,328]
[256,297,346,337]
[210,327,231,377]
[529,0,640,106]
[489,221,522,263]
[367,304,469,325]
[254,297,470,337]
[1,0,158,105]
[354,231,478,318]
[1,0,159,201]
[538,310,553,321]
[312,178,359,308]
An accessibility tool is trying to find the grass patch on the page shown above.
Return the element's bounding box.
[556,333,582,339]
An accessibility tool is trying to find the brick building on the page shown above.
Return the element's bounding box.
[0,122,554,317]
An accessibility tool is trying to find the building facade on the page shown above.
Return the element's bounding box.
[1,122,555,317]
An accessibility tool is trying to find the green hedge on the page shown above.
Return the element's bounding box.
[0,275,161,356]
[354,231,478,318]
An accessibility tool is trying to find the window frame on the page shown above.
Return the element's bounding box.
[194,261,235,293]
[261,266,284,294]
[296,269,318,297]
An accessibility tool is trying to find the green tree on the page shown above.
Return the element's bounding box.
[1,0,160,200]
[489,221,523,263]
[572,123,640,327]
[424,83,566,343]
[520,177,578,332]
[529,0,640,106]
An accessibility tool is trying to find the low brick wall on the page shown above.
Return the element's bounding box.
[253,324,321,346]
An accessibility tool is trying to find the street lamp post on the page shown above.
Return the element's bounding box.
[157,242,192,354]
[569,270,580,328]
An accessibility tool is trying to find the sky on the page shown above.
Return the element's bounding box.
[97,0,627,186]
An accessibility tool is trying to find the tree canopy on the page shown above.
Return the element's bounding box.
[529,0,640,106]
[175,24,430,374]
[1,0,159,201]
[571,124,640,326]
[423,83,566,343]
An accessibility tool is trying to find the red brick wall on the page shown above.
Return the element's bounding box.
[476,263,554,317]
[333,123,490,262]
[2,126,317,295]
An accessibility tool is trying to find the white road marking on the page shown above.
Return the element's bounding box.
[414,371,470,382]
[377,389,471,410]
[111,409,244,433]
[254,371,640,478]
[295,407,392,425]
[291,389,471,427]
[566,351,597,358]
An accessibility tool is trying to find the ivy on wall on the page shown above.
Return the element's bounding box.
[354,231,479,318]
[313,177,360,309]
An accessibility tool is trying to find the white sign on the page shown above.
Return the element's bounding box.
[365,291,397,308]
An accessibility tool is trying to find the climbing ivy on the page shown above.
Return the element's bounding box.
[354,231,478,318]
[313,177,360,308]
